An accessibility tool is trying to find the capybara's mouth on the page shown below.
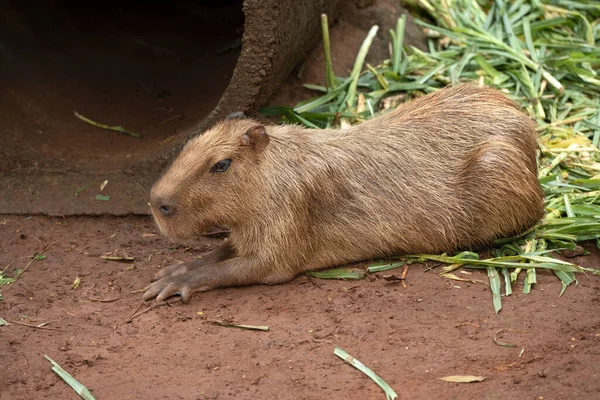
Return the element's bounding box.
[150,208,178,238]
[151,210,205,241]
[150,210,169,237]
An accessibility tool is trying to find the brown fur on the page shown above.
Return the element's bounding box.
[145,83,544,301]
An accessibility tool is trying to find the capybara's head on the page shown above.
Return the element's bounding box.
[150,118,270,239]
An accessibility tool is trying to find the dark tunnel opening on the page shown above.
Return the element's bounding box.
[0,0,244,173]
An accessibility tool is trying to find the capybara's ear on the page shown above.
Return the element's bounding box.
[239,125,270,152]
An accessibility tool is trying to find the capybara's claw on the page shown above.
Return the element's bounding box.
[143,279,192,302]
[144,261,210,302]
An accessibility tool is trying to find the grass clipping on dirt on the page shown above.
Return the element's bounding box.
[264,1,600,313]
[45,355,96,400]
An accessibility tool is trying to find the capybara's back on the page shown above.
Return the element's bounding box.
[299,83,544,268]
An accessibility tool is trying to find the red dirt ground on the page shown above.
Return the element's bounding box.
[1,215,599,399]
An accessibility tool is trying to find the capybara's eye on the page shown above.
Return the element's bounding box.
[211,159,232,173]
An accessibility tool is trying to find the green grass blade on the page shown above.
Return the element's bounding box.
[502,267,512,296]
[334,347,398,400]
[321,14,336,90]
[593,100,600,148]
[366,64,389,90]
[308,268,366,280]
[563,194,575,218]
[344,25,379,111]
[74,183,92,197]
[487,267,502,316]
[293,91,340,113]
[386,82,431,92]
[525,268,537,294]
[392,15,407,74]
[553,270,578,297]
[44,355,96,400]
[408,254,584,273]
[367,261,405,273]
[522,17,537,63]
[303,83,328,93]
[74,111,140,138]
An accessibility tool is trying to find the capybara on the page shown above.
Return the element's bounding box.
[145,83,544,301]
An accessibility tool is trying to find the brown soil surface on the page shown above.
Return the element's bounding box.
[2,215,599,399]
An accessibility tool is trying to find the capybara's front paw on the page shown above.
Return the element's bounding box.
[144,262,211,302]
[151,262,194,282]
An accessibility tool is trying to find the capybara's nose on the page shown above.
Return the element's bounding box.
[150,192,176,217]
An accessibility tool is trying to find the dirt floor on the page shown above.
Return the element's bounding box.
[1,215,599,399]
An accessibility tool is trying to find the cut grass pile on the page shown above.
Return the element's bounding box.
[263,0,600,313]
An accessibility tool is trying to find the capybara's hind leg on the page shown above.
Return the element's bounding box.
[459,140,544,246]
